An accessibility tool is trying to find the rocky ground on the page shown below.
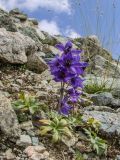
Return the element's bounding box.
[0,8,120,160]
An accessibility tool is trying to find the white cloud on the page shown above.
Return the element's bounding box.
[0,0,71,14]
[39,20,61,36]
[65,28,81,38]
[39,20,81,38]
[0,0,18,10]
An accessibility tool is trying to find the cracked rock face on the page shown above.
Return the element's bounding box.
[0,28,36,64]
[83,110,120,137]
[0,91,21,137]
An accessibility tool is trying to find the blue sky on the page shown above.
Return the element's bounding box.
[0,0,120,59]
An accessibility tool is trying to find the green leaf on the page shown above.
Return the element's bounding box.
[40,126,52,135]
[52,130,60,142]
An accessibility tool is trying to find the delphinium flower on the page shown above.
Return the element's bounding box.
[48,41,88,116]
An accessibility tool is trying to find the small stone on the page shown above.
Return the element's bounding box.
[111,98,120,108]
[30,153,44,160]
[20,121,34,131]
[43,151,49,158]
[32,137,39,146]
[36,91,48,99]
[34,146,46,153]
[116,155,120,160]
[62,136,77,147]
[5,149,16,160]
[16,79,23,85]
[27,52,48,73]
[17,135,32,146]
[24,145,48,160]
[0,80,4,87]
[28,18,38,25]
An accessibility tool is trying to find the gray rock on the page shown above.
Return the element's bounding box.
[62,136,77,147]
[19,26,43,43]
[17,135,32,146]
[32,137,39,146]
[29,18,38,25]
[0,28,36,64]
[36,91,48,99]
[90,55,120,78]
[24,145,49,160]
[16,79,23,85]
[94,55,106,68]
[91,92,113,106]
[0,80,4,88]
[84,105,115,112]
[0,8,17,32]
[74,36,112,61]
[42,31,57,45]
[117,108,120,112]
[10,8,27,21]
[19,121,34,131]
[85,75,120,88]
[0,91,21,137]
[49,45,60,55]
[9,8,22,15]
[112,88,120,98]
[116,155,120,160]
[27,52,48,73]
[111,98,120,108]
[36,29,46,40]
[5,149,16,160]
[83,111,120,137]
[14,14,27,21]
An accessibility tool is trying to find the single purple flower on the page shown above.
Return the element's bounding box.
[53,68,75,82]
[71,49,82,54]
[67,88,80,97]
[67,88,82,103]
[47,55,62,72]
[56,41,82,55]
[59,99,72,115]
[70,76,84,88]
[55,41,72,54]
[60,53,81,74]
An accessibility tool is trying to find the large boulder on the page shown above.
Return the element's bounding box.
[27,52,48,73]
[91,92,113,106]
[0,28,36,64]
[92,55,120,78]
[74,36,112,61]
[0,91,21,137]
[83,110,120,138]
[0,8,17,32]
[9,8,27,21]
[91,92,120,108]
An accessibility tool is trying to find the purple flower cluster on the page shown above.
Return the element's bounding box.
[48,41,88,115]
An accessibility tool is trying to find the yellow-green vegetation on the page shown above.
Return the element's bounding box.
[39,112,73,142]
[84,129,107,156]
[84,78,112,94]
[75,150,85,160]
[12,92,108,156]
[39,111,107,156]
[13,92,40,114]
[87,117,101,132]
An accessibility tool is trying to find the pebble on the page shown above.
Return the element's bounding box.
[17,135,32,146]
[5,149,16,160]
